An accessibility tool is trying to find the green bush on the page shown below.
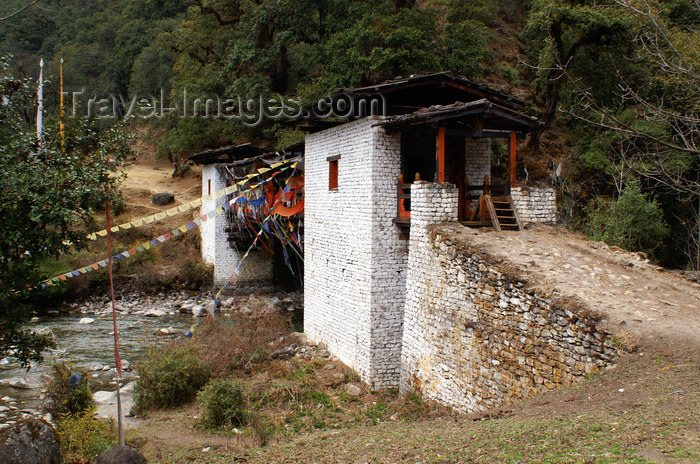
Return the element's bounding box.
[586,177,669,257]
[134,345,210,413]
[56,411,116,461]
[43,363,93,419]
[180,258,213,289]
[198,379,248,428]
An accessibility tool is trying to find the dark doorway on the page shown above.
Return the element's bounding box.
[401,130,435,182]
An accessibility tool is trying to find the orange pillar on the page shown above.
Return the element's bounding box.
[510,131,517,187]
[437,126,446,182]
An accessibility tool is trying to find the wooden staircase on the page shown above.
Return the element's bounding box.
[487,195,522,231]
[461,194,522,232]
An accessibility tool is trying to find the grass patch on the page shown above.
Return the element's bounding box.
[191,312,291,378]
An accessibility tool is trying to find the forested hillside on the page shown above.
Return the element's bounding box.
[2,0,698,268]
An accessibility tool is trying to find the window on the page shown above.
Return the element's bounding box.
[327,155,340,190]
[207,179,212,195]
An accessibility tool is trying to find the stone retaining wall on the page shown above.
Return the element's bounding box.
[400,182,617,413]
[511,186,557,226]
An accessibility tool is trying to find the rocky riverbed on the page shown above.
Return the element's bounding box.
[0,290,302,428]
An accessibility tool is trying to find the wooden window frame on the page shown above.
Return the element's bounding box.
[327,155,340,190]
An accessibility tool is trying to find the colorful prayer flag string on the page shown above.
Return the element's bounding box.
[72,159,299,242]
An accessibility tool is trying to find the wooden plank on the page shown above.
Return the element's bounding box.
[510,130,517,187]
[507,194,524,231]
[484,194,502,232]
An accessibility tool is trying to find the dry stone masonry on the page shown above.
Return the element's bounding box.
[302,119,585,412]
[400,182,618,412]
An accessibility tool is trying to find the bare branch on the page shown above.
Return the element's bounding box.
[0,0,40,22]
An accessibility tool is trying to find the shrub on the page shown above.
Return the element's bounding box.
[198,379,248,428]
[56,411,116,461]
[179,258,213,289]
[249,413,276,446]
[192,312,291,378]
[134,345,210,413]
[43,363,93,419]
[586,177,669,257]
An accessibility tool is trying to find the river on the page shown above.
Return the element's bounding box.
[0,311,194,415]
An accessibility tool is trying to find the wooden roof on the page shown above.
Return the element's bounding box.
[338,72,528,113]
[378,99,541,134]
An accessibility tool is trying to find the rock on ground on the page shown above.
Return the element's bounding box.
[151,192,174,206]
[94,381,138,427]
[0,417,62,464]
[95,445,146,464]
[344,384,362,396]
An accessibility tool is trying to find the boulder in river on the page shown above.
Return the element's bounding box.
[5,378,39,390]
[154,327,176,336]
[86,362,105,372]
[144,309,166,317]
[192,305,204,317]
[78,318,95,324]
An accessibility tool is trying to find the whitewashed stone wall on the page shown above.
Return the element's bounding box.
[304,117,408,390]
[465,137,491,187]
[400,183,617,413]
[511,186,557,225]
[200,165,273,286]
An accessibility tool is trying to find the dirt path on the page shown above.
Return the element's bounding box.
[458,225,700,347]
[117,127,202,222]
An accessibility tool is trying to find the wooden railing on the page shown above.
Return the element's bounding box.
[397,173,412,220]
[396,173,511,223]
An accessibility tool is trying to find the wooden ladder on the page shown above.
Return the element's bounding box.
[484,195,522,232]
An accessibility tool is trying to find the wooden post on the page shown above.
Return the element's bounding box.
[398,174,405,219]
[437,126,446,183]
[510,130,517,187]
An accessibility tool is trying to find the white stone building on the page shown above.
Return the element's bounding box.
[192,144,285,287]
[195,74,560,406]
[302,73,556,390]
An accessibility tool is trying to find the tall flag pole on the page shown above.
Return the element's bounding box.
[37,58,44,143]
[106,197,126,446]
[59,58,64,151]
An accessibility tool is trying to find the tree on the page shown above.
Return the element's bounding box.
[586,176,669,256]
[0,57,133,366]
[561,0,700,266]
[523,0,633,145]
[566,0,699,193]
